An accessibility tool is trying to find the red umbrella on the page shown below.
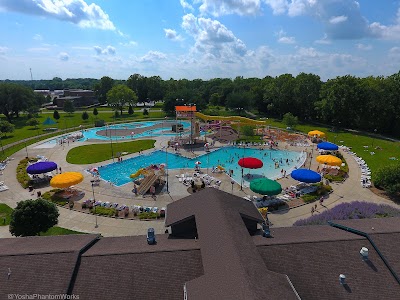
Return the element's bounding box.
[238,157,263,169]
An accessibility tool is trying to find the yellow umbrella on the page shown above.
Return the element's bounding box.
[316,155,342,166]
[50,172,84,188]
[308,130,326,138]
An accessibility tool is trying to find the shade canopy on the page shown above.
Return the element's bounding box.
[291,169,321,183]
[316,155,342,166]
[238,157,263,169]
[250,178,282,196]
[317,142,339,151]
[50,172,83,188]
[308,130,326,138]
[42,117,57,125]
[27,161,58,174]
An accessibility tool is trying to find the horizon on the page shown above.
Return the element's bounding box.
[1,1,400,81]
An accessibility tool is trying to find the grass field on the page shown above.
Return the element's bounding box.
[0,204,13,226]
[40,226,85,236]
[66,139,155,164]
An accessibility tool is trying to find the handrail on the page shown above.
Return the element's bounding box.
[328,221,400,285]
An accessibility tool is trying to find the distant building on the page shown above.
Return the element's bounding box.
[55,89,98,108]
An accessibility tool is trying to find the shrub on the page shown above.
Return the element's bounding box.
[294,201,400,226]
[41,189,68,206]
[16,157,38,188]
[138,212,158,219]
[374,163,400,194]
[90,206,116,217]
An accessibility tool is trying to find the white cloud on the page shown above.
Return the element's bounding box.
[180,0,194,11]
[264,0,288,15]
[119,41,138,47]
[329,15,348,24]
[264,0,370,40]
[27,47,50,52]
[356,43,372,51]
[33,34,43,41]
[181,14,247,59]
[0,0,116,30]
[0,46,8,55]
[59,52,69,61]
[314,34,331,44]
[276,29,295,44]
[198,0,261,17]
[139,51,167,63]
[369,9,400,40]
[94,45,116,55]
[164,28,183,41]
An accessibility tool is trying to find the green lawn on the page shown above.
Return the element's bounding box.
[0,110,166,147]
[40,226,86,236]
[0,203,84,235]
[265,119,400,179]
[66,139,155,164]
[0,203,13,226]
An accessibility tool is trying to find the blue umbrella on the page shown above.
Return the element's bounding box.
[27,161,58,174]
[291,169,321,183]
[317,142,339,151]
[42,117,57,126]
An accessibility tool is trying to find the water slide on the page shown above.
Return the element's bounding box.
[137,173,158,195]
[130,168,144,179]
[195,112,268,126]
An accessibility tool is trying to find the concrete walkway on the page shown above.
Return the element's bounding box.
[1,131,398,238]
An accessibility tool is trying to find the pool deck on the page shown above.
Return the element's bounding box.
[0,132,398,238]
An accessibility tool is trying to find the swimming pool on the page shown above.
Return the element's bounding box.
[80,120,191,141]
[98,147,306,186]
[35,120,192,147]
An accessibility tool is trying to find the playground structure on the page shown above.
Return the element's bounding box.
[195,112,269,142]
[130,164,166,195]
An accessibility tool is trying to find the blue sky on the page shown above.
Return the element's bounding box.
[1,0,400,81]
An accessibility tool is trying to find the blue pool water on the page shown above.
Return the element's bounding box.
[98,147,306,186]
[81,120,191,141]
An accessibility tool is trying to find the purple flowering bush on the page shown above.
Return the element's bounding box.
[293,201,400,226]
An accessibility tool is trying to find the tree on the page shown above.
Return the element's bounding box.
[82,111,89,121]
[26,118,39,128]
[94,76,114,105]
[242,125,255,137]
[143,108,149,116]
[128,105,134,115]
[93,107,98,118]
[107,84,138,115]
[282,112,298,129]
[0,83,36,121]
[0,120,15,137]
[53,110,60,120]
[63,100,75,114]
[9,199,59,237]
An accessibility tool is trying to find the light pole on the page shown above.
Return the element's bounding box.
[0,134,4,156]
[91,182,98,228]
[25,140,29,158]
[231,180,235,194]
[372,129,377,148]
[165,146,169,193]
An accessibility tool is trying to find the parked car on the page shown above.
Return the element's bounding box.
[147,228,156,245]
[152,207,158,213]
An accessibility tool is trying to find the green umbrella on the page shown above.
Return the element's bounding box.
[250,178,282,196]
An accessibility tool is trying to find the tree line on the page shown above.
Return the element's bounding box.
[2,71,400,136]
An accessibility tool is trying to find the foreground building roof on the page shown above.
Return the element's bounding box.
[1,188,399,299]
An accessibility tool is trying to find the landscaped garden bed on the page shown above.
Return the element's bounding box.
[293,201,400,226]
[300,183,332,203]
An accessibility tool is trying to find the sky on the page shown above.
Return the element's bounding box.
[1,0,400,81]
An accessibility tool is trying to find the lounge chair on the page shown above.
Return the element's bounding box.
[0,185,9,192]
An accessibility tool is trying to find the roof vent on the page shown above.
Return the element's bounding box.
[360,247,369,260]
[339,274,346,285]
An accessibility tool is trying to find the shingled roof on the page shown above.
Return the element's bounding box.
[0,234,98,299]
[166,188,297,300]
[1,189,400,300]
